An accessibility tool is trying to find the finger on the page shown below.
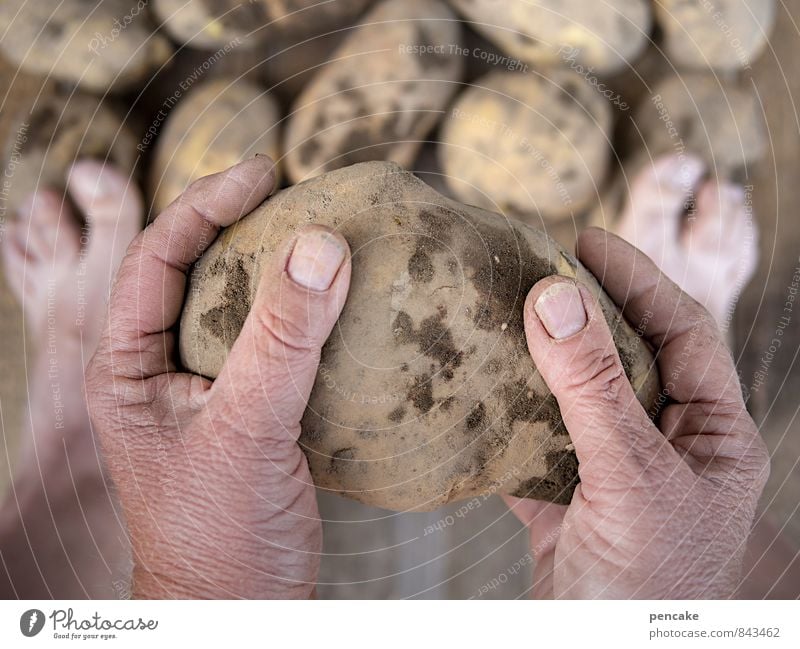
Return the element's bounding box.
[210,225,351,444]
[524,276,680,500]
[98,156,276,379]
[576,227,743,407]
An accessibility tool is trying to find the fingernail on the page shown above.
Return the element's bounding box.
[287,229,346,291]
[68,161,121,202]
[534,282,587,340]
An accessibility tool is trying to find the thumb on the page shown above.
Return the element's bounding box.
[523,276,677,501]
[213,225,351,443]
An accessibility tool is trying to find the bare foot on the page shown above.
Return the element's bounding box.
[0,160,141,598]
[615,153,758,329]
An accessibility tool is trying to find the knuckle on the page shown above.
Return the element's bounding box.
[252,304,319,363]
[563,346,627,401]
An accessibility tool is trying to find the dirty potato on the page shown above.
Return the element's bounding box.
[655,0,775,71]
[149,78,282,214]
[283,0,464,183]
[438,69,612,224]
[153,0,372,50]
[447,0,652,75]
[179,161,661,512]
[0,0,171,92]
[3,91,138,216]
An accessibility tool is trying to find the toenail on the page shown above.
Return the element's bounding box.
[668,157,705,192]
[723,184,746,204]
[69,162,121,201]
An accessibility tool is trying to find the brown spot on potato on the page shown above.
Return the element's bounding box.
[331,447,356,473]
[466,401,486,431]
[511,450,579,505]
[199,255,251,348]
[463,221,557,331]
[407,373,434,413]
[393,308,464,379]
[501,379,566,435]
[408,248,434,282]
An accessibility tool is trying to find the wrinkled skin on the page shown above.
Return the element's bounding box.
[505,229,769,598]
[85,158,768,599]
[86,156,351,598]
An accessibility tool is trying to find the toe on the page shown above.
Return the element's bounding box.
[2,190,81,303]
[20,191,81,266]
[617,153,707,263]
[681,179,758,324]
[67,160,143,284]
[681,181,737,249]
[66,160,144,349]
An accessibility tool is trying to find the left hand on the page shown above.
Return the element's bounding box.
[86,156,351,598]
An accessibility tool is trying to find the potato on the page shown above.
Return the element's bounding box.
[153,0,372,50]
[283,0,464,183]
[179,161,661,511]
[629,73,767,181]
[438,69,612,224]
[0,0,171,92]
[655,0,775,71]
[447,0,651,75]
[149,78,282,215]
[2,91,138,216]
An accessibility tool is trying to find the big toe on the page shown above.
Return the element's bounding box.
[681,179,759,319]
[67,160,144,348]
[617,153,707,264]
[68,159,143,285]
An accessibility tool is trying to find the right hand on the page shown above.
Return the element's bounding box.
[505,228,769,599]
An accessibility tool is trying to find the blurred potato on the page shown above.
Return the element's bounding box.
[655,0,775,72]
[153,0,373,50]
[438,69,612,224]
[0,0,171,92]
[283,0,464,183]
[3,91,138,216]
[149,78,282,214]
[447,0,652,75]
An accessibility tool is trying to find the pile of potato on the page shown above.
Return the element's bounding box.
[0,0,775,509]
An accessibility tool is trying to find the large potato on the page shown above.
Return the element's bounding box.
[0,1,171,92]
[629,73,767,181]
[180,162,660,511]
[655,0,775,71]
[153,0,372,50]
[2,91,138,216]
[283,0,464,183]
[447,0,651,75]
[438,69,612,224]
[149,78,282,214]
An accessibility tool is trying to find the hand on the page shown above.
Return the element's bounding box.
[506,228,769,599]
[86,157,351,599]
